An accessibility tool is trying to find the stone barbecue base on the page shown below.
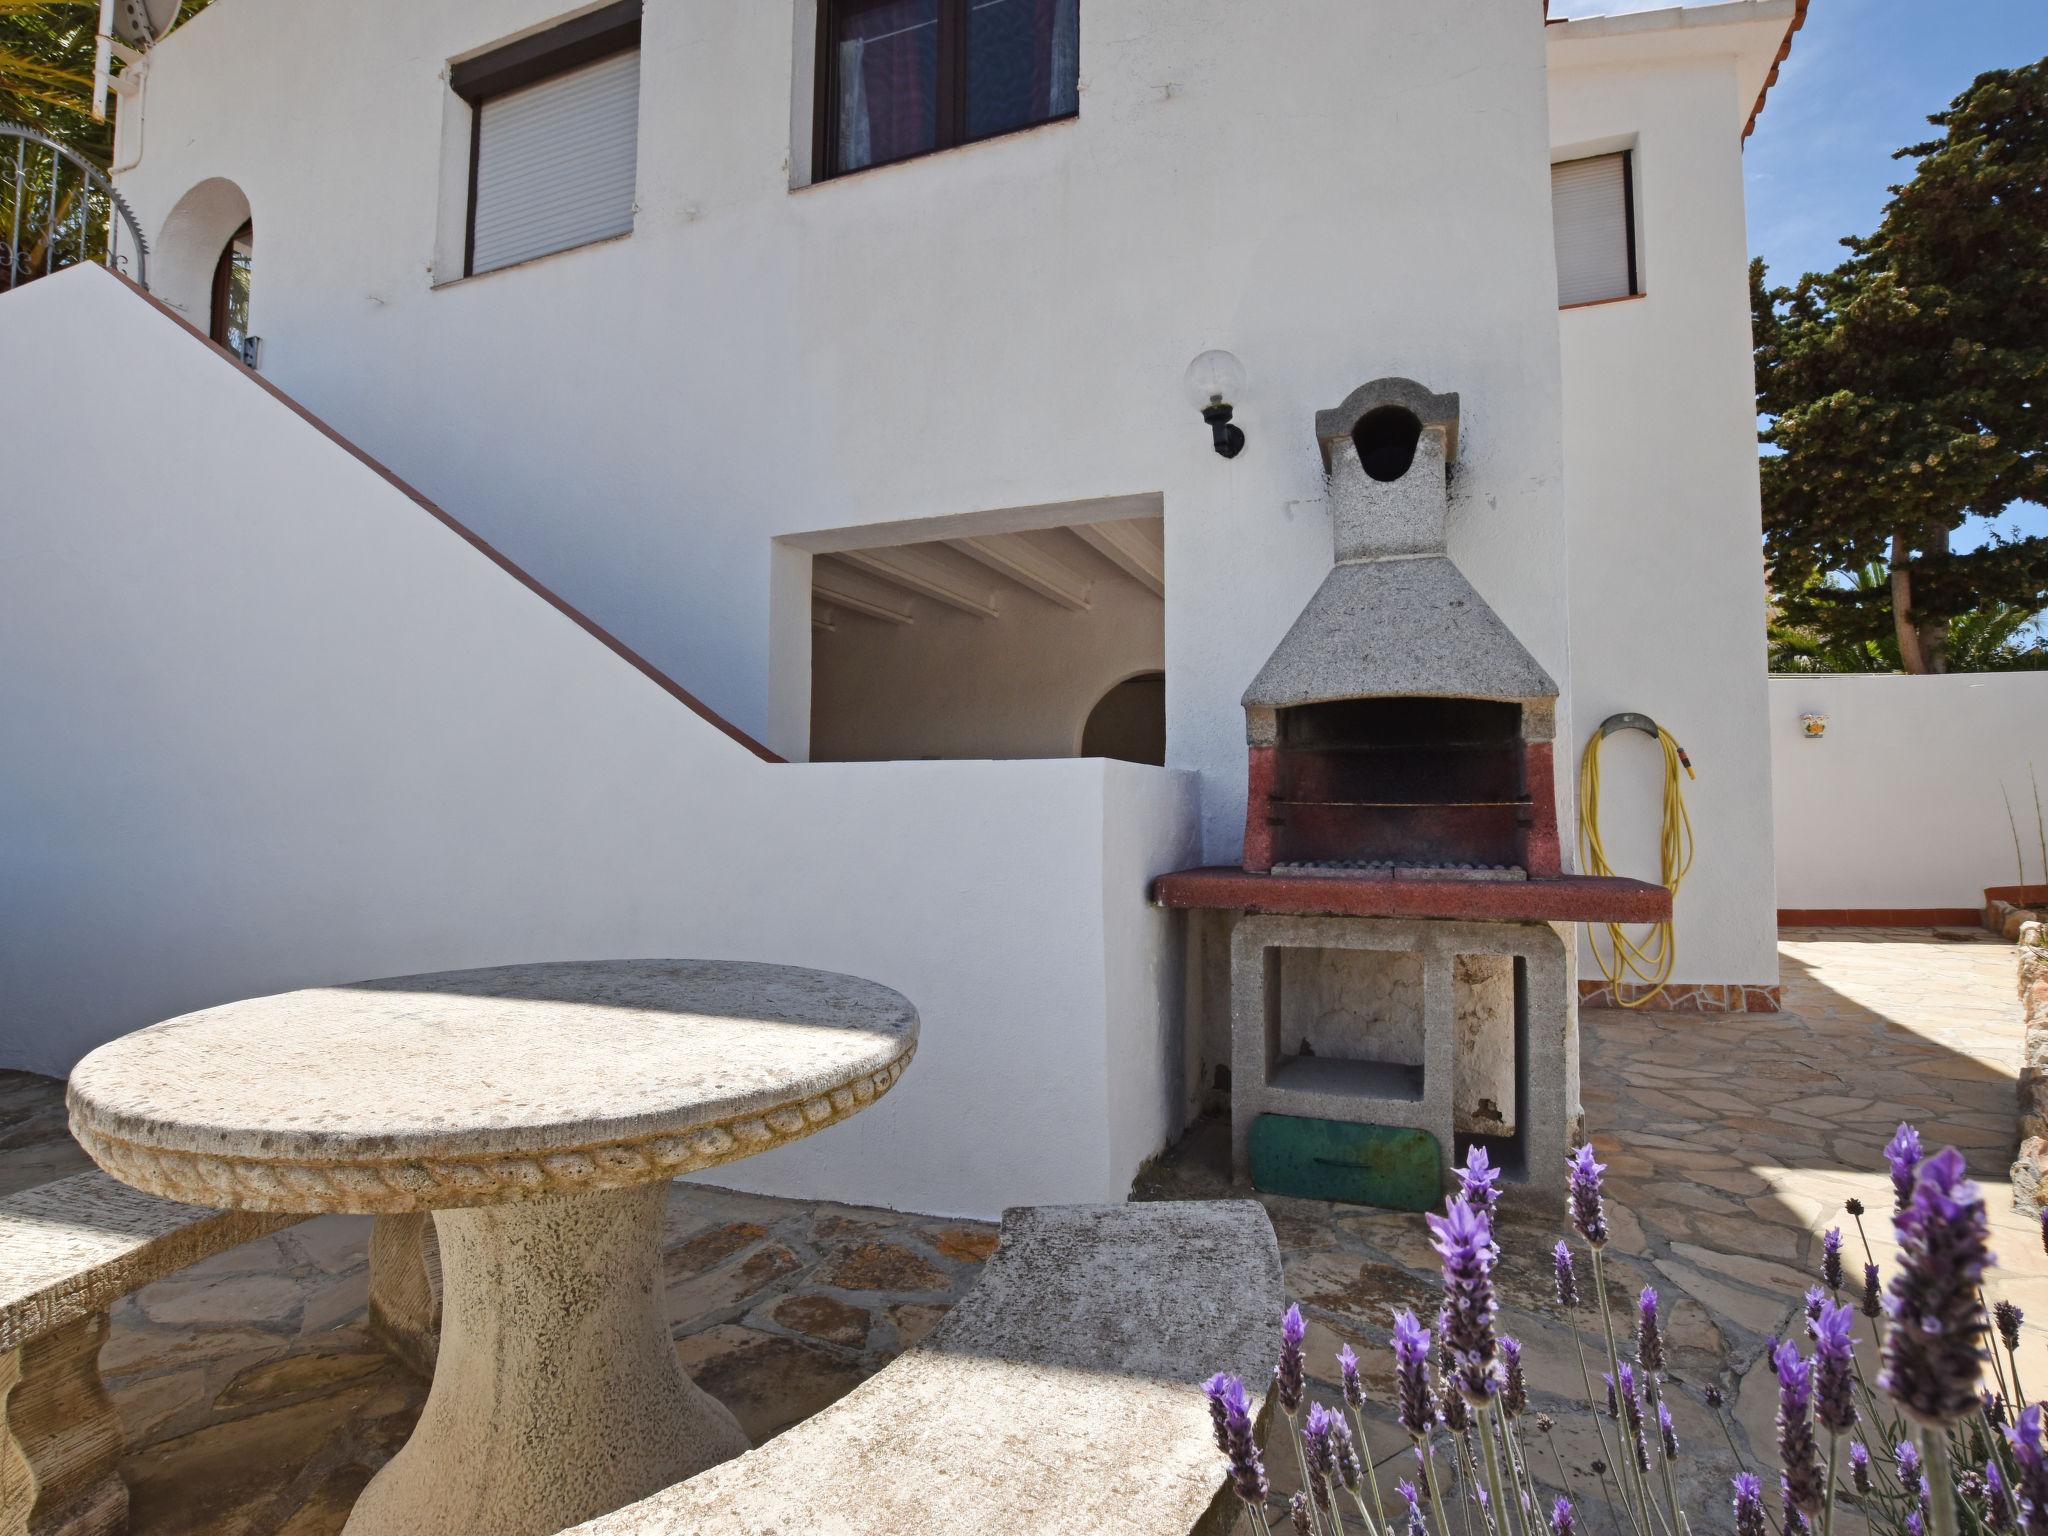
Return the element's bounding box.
[1578,980,1782,1013]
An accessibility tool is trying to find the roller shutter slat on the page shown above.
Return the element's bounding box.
[472,49,639,275]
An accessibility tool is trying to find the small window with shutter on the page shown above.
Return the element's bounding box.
[1552,151,1638,309]
[452,2,642,278]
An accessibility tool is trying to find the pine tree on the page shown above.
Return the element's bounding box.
[1754,58,2048,672]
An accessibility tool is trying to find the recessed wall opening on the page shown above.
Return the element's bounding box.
[808,510,1165,762]
[1353,404,1424,482]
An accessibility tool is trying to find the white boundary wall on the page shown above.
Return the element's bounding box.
[0,268,1198,1220]
[1771,674,2048,913]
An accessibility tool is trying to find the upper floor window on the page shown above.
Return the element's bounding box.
[817,0,1078,180]
[453,2,642,277]
[1552,151,1638,309]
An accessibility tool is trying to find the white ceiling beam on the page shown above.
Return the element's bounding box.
[1072,520,1165,598]
[813,559,915,625]
[836,546,1002,620]
[944,535,1094,611]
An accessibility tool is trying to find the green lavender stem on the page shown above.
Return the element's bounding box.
[1345,1403,1393,1536]
[1921,1428,1958,1536]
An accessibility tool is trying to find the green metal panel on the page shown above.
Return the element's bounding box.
[1248,1115,1442,1211]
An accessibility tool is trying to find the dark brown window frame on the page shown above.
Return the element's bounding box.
[452,0,642,278]
[812,0,1077,183]
[208,218,252,351]
[1619,147,1640,298]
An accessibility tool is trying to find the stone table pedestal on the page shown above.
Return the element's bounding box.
[66,959,918,1536]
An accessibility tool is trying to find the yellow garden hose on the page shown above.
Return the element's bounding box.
[1579,715,1696,1007]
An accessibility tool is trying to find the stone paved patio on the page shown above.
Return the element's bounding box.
[0,1077,997,1536]
[4,928,2038,1533]
[1140,926,2039,1530]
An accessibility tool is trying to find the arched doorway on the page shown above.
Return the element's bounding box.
[153,177,252,349]
[1081,673,1166,766]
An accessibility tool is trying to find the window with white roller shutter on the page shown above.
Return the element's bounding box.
[1552,151,1639,309]
[452,2,641,279]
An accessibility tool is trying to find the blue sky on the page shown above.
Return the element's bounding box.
[1558,0,2048,550]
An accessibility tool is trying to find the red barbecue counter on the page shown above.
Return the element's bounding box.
[1151,867,1670,925]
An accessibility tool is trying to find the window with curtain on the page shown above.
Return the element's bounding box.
[1551,151,1638,309]
[453,2,642,277]
[820,0,1079,179]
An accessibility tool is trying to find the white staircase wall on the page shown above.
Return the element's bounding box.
[0,266,1199,1219]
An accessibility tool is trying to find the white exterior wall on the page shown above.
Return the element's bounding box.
[1548,6,1790,989]
[113,0,1575,863]
[0,267,1198,1220]
[1771,675,2048,913]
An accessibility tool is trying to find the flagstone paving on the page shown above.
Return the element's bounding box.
[1138,926,2036,1533]
[1,928,2035,1533]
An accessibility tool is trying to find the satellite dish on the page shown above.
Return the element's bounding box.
[113,0,181,47]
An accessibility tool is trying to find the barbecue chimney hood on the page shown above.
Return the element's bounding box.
[1243,378,1556,720]
[1240,379,1563,879]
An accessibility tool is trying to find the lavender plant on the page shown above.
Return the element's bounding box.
[1203,1125,2027,1536]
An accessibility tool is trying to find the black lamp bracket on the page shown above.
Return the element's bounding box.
[1202,402,1247,459]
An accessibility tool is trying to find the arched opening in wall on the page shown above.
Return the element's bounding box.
[1354,405,1423,483]
[152,177,252,343]
[804,499,1166,763]
[1081,673,1166,766]
[209,221,252,353]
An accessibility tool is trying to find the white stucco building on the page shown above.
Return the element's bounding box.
[2,0,1802,1217]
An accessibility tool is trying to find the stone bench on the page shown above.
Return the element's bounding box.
[568,1199,1284,1536]
[0,1170,298,1536]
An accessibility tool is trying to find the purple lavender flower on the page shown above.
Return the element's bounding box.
[1203,1372,1231,1454]
[1288,1491,1313,1535]
[1813,1300,1858,1436]
[1774,1341,1825,1518]
[2040,1205,2047,1258]
[1849,1440,1870,1494]
[1393,1310,1435,1441]
[1603,1371,1618,1420]
[1896,1440,1925,1507]
[1205,1373,1269,1510]
[1846,1196,1866,1217]
[1276,1304,1307,1416]
[1987,1461,2014,1533]
[1823,1227,1845,1293]
[1705,1384,1725,1410]
[2006,1403,2048,1536]
[1551,1498,1576,1536]
[2000,1298,2025,1353]
[1733,1472,1767,1536]
[1862,1262,1884,1320]
[1428,1196,1502,1402]
[1657,1400,1679,1461]
[1398,1479,1428,1536]
[1438,1378,1471,1434]
[1568,1144,1609,1249]
[1638,1287,1665,1373]
[1905,1511,1925,1536]
[1338,1342,1365,1411]
[1804,1286,1827,1335]
[1329,1412,1361,1493]
[1886,1122,1925,1211]
[1619,1362,1651,1474]
[1304,1404,1338,1518]
[1989,1389,2012,1429]
[1461,1143,1503,1215]
[1553,1240,1579,1308]
[1879,1145,1992,1427]
[1501,1336,1528,1420]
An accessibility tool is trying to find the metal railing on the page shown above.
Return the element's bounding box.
[1,123,148,292]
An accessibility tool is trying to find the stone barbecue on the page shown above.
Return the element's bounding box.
[1155,379,1670,1202]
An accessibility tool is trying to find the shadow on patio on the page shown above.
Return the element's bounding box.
[0,927,2034,1533]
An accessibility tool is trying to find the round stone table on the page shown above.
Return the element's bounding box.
[66,959,918,1536]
